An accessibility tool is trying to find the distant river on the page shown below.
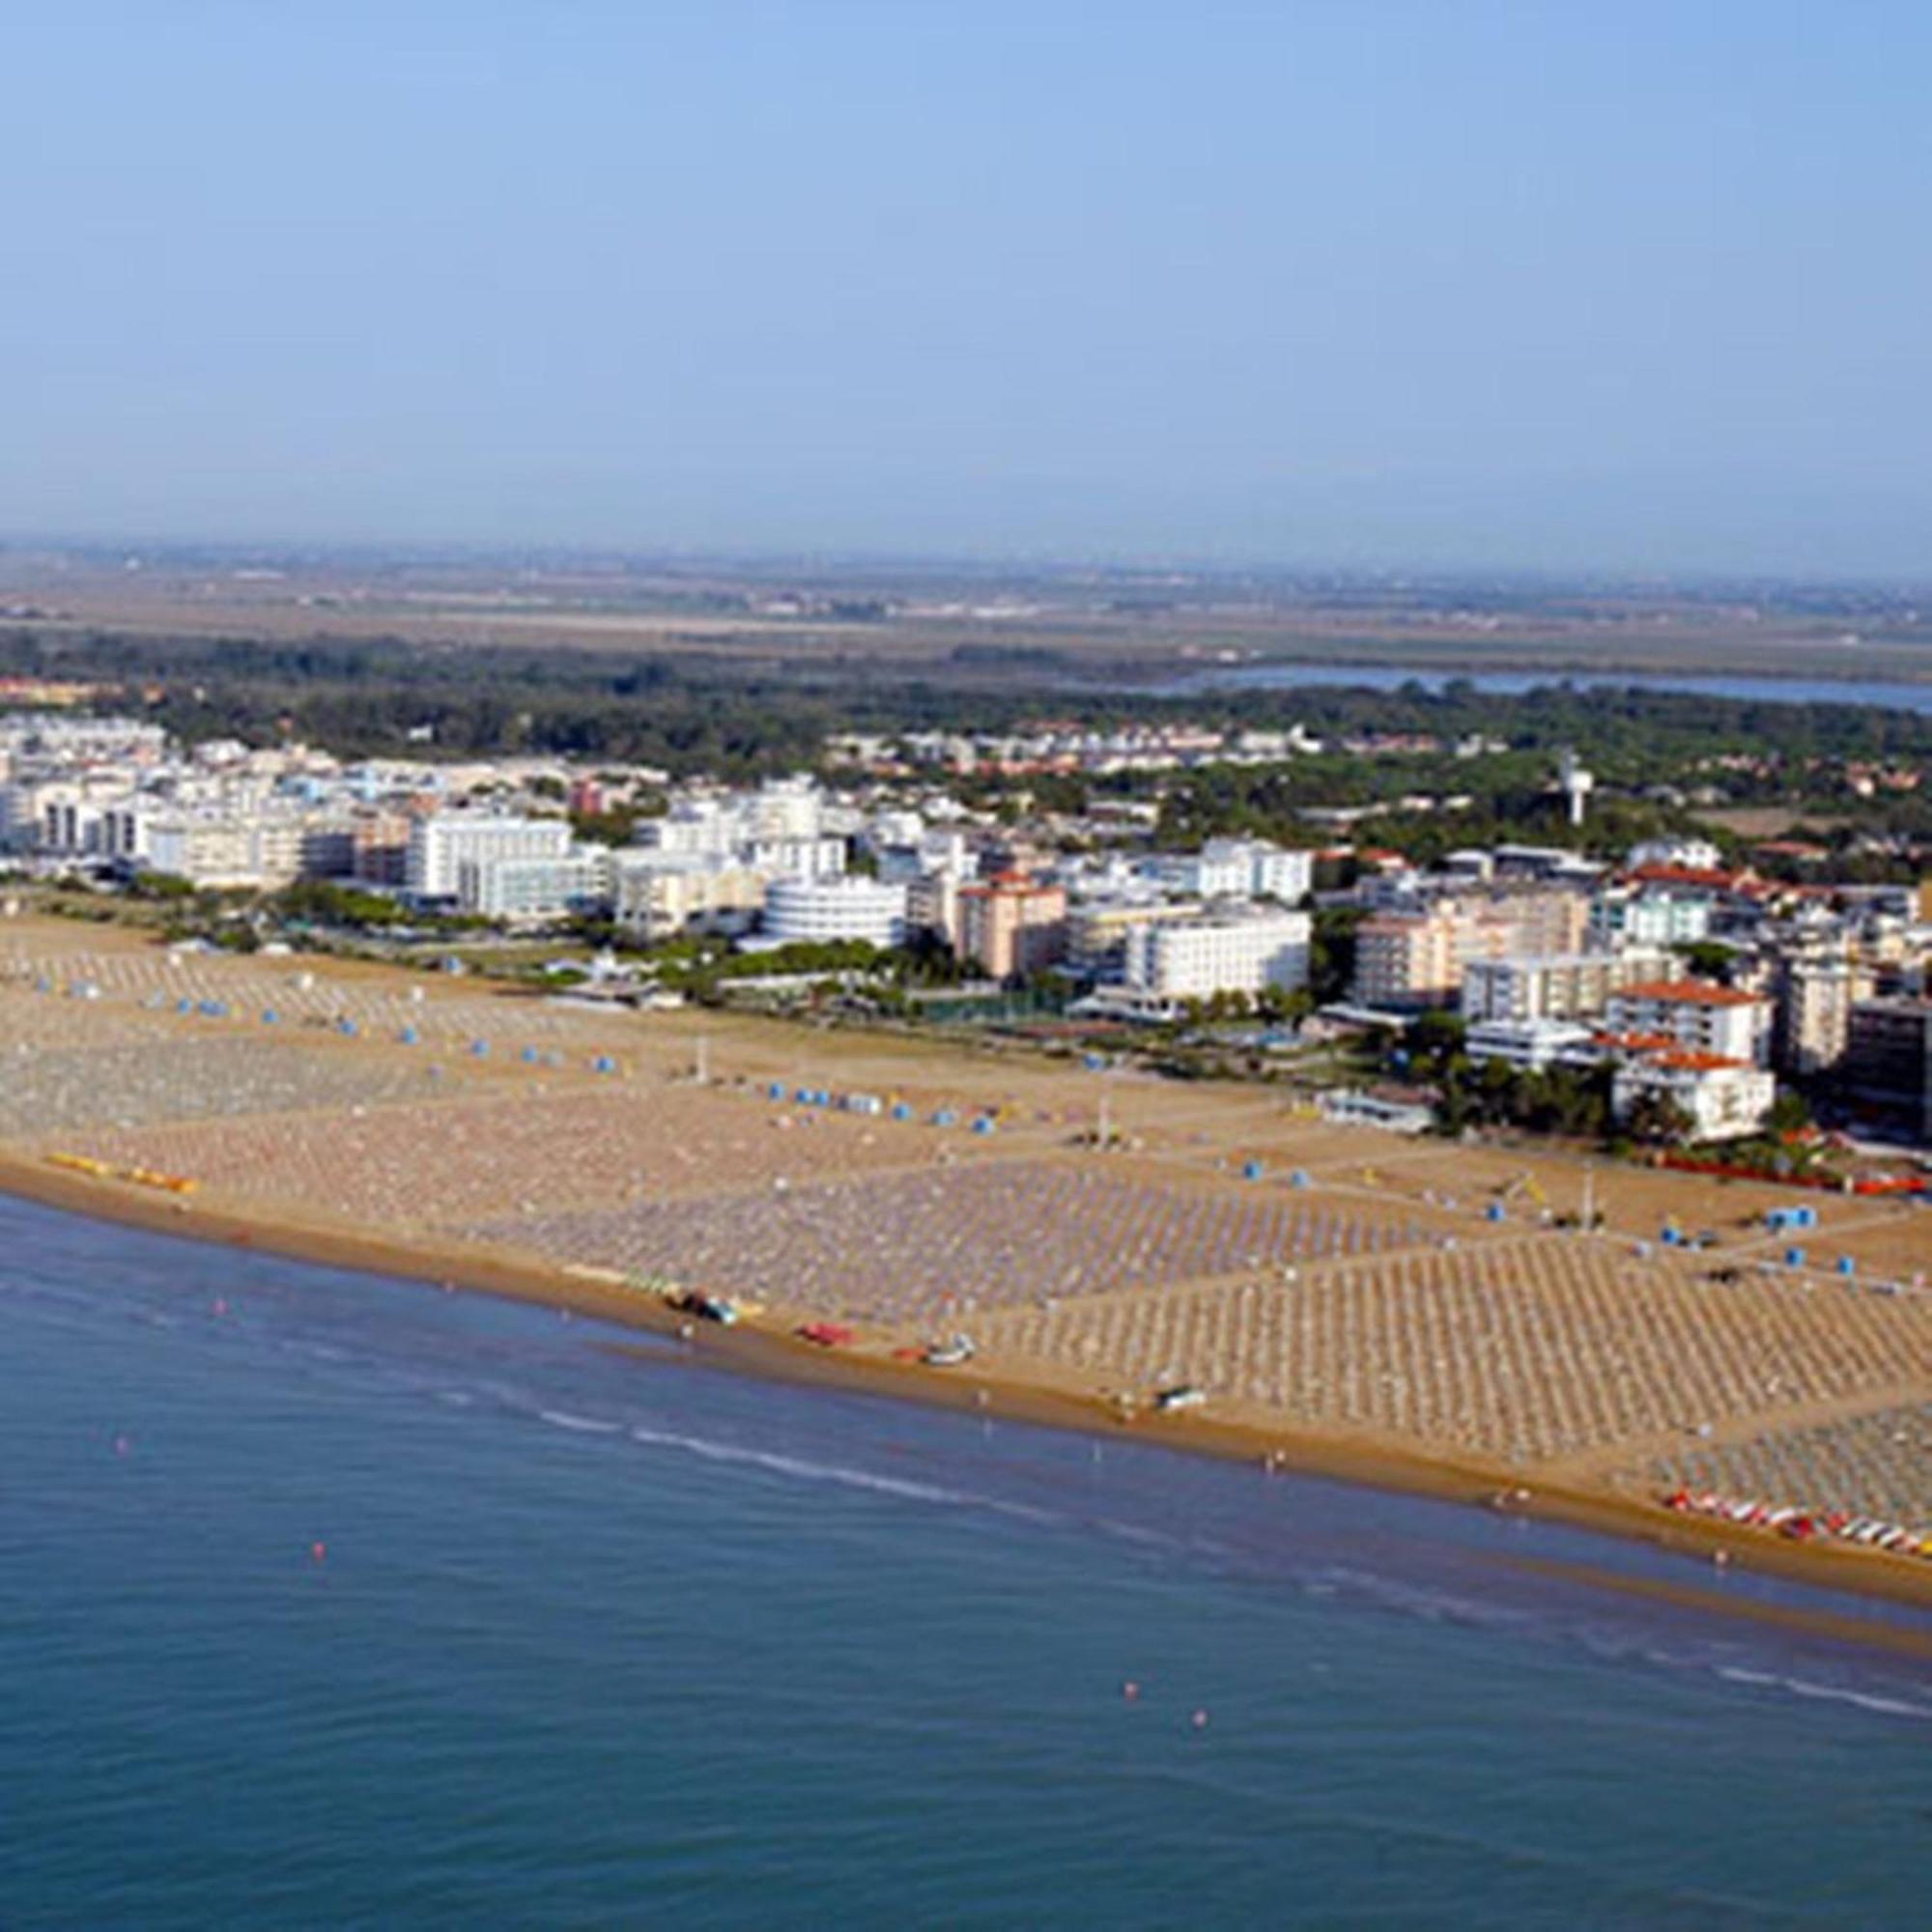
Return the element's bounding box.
[3,1196,1929,1928]
[1155,664,1932,714]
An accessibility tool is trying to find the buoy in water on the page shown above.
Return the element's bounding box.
[1190,1709,1209,1730]
[309,1541,327,1564]
[1122,1681,1140,1701]
[112,1434,130,1457]
[212,1297,228,1317]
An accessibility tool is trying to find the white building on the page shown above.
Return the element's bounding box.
[1611,1053,1776,1143]
[611,852,767,940]
[407,813,571,901]
[1465,1018,1603,1073]
[1144,839,1312,904]
[640,778,847,882]
[456,849,611,924]
[1120,907,1312,1006]
[1605,980,1773,1067]
[1628,836,1725,873]
[1588,888,1715,950]
[143,815,259,887]
[760,875,906,949]
[1461,950,1676,1025]
[139,810,354,890]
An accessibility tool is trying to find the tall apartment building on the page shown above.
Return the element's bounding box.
[1352,903,1464,1009]
[143,816,258,888]
[456,848,611,924]
[1122,908,1312,1003]
[639,778,846,881]
[1352,893,1589,1009]
[1844,998,1932,1141]
[957,873,1067,980]
[1604,980,1773,1067]
[1065,897,1205,978]
[1773,956,1872,1076]
[1461,950,1676,1025]
[1588,887,1715,950]
[141,810,353,890]
[407,813,572,901]
[1144,839,1313,904]
[350,810,414,888]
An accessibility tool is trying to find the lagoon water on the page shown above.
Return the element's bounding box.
[1157,664,1932,715]
[3,1195,1929,1929]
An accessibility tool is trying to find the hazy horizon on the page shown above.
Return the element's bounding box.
[11,4,1932,578]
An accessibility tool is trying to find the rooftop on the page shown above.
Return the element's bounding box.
[1615,980,1768,1009]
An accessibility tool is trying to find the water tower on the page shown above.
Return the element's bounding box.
[1558,748,1594,828]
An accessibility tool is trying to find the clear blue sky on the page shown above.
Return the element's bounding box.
[7,2,1930,574]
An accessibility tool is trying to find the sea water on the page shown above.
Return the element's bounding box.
[1,1194,1927,1929]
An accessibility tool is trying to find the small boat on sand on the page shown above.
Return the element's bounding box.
[797,1321,857,1349]
[666,1289,745,1326]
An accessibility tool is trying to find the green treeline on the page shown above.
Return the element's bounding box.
[4,631,1929,856]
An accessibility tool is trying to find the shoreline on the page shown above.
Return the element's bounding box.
[7,1148,1932,1641]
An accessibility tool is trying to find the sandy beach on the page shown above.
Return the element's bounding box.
[3,915,1928,1611]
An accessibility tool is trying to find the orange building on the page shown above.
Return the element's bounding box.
[957,871,1067,980]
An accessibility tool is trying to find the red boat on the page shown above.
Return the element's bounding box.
[797,1321,856,1348]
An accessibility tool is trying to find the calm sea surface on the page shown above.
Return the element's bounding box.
[3,1195,1929,1929]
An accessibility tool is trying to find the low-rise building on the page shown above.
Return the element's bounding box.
[611,854,767,940]
[1464,1017,1603,1072]
[1610,1053,1776,1143]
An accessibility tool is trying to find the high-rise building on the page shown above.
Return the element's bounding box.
[1461,951,1677,1025]
[1604,981,1774,1067]
[957,873,1067,980]
[1844,998,1932,1141]
[407,813,572,901]
[1122,908,1312,1003]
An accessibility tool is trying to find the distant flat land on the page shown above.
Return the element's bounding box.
[6,549,1932,688]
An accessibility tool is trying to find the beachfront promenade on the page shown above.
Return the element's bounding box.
[2,923,1927,1553]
